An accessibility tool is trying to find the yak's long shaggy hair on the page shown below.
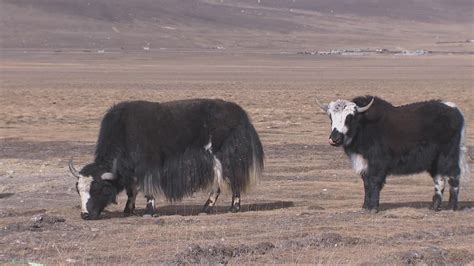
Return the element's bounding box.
[93,99,264,201]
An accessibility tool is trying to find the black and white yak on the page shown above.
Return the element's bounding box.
[69,99,264,220]
[316,96,469,212]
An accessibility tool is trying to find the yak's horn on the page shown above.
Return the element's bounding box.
[356,98,375,113]
[68,158,81,179]
[315,98,329,113]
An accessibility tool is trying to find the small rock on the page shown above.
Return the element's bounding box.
[31,215,43,223]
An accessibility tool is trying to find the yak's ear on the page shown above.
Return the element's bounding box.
[100,172,115,180]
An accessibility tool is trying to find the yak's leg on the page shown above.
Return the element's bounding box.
[123,184,138,216]
[202,187,220,214]
[144,196,156,216]
[229,191,241,213]
[430,175,445,211]
[368,177,384,213]
[202,155,223,213]
[362,175,371,210]
[447,176,460,210]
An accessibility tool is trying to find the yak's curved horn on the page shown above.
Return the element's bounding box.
[315,98,329,113]
[356,97,375,113]
[68,158,81,179]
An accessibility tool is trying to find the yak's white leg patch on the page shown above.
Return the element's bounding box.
[77,176,93,213]
[204,138,212,152]
[213,155,230,192]
[208,189,219,207]
[202,156,224,209]
[213,156,223,184]
[434,175,446,195]
[350,153,368,176]
[147,198,155,209]
[146,198,156,213]
[233,197,241,205]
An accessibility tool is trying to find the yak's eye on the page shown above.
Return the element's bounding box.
[75,182,79,194]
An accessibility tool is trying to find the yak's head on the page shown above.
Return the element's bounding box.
[316,97,374,147]
[68,159,118,220]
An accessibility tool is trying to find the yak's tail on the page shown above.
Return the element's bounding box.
[459,115,470,185]
[218,121,264,193]
[140,148,216,201]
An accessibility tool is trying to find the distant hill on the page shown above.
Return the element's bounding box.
[1,0,472,51]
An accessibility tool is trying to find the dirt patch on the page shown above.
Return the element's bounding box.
[380,207,428,219]
[173,242,275,264]
[0,53,473,264]
[387,226,474,243]
[388,246,474,265]
[3,214,67,233]
[173,232,361,264]
[280,232,363,250]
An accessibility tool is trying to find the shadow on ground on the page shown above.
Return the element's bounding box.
[103,201,294,219]
[379,201,474,211]
[0,193,15,199]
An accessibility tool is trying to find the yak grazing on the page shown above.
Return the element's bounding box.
[69,99,264,220]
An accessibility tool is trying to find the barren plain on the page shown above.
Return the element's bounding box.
[1,52,473,264]
[1,0,473,264]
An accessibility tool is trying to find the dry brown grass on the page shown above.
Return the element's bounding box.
[1,53,473,264]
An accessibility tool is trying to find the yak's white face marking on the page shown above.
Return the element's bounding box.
[327,100,357,134]
[77,175,93,213]
[350,153,368,176]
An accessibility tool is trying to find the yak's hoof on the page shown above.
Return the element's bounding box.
[368,208,378,214]
[144,211,155,217]
[201,206,213,214]
[429,205,442,212]
[123,209,138,217]
[447,203,458,211]
[229,206,240,213]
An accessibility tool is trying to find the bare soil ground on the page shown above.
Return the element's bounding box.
[0,53,474,264]
[0,52,473,264]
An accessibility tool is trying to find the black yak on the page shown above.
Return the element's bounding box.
[69,99,264,220]
[316,96,469,212]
